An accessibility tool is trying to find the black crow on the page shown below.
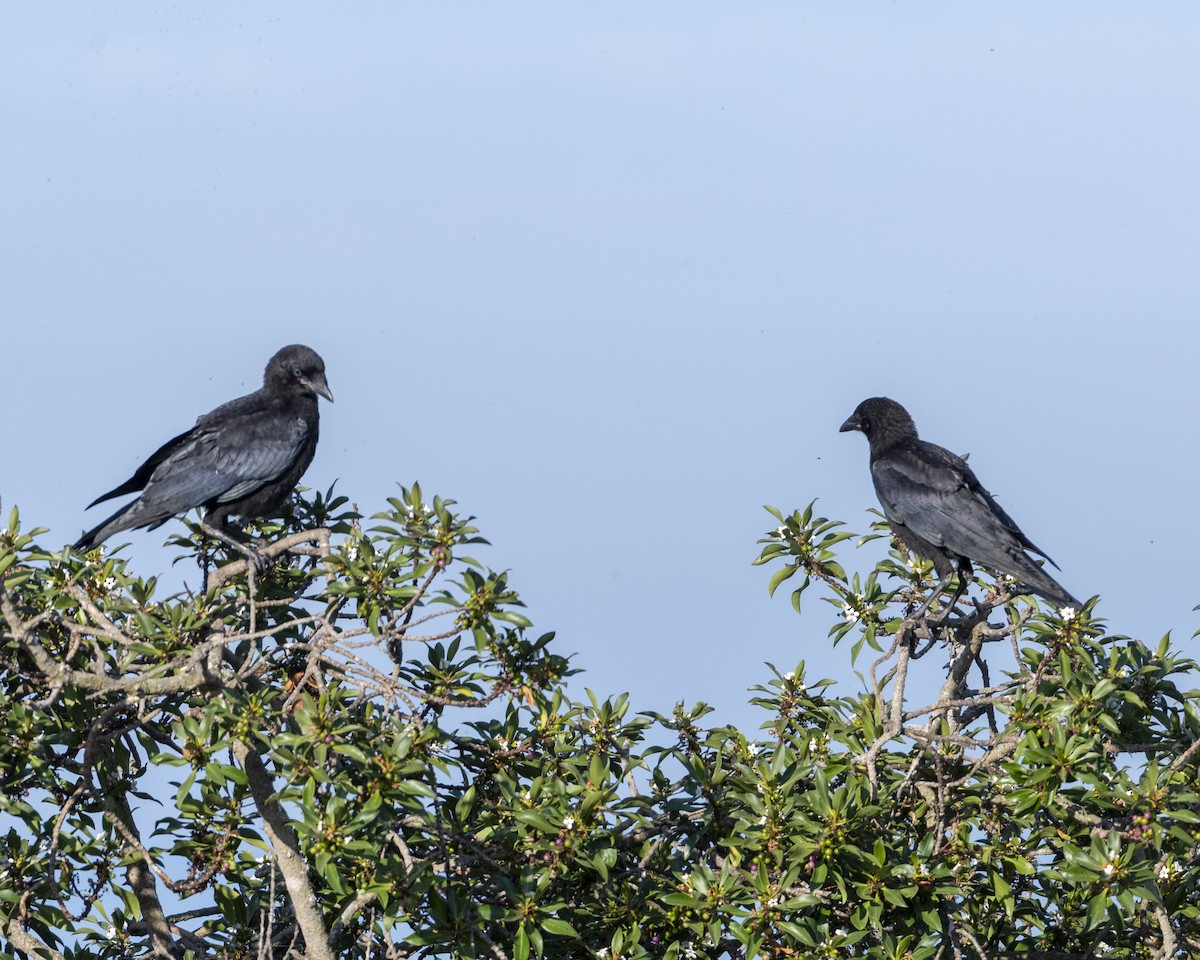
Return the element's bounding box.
[840,397,1080,613]
[75,344,333,569]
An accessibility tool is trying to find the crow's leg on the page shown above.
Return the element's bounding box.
[200,537,212,593]
[912,573,952,620]
[201,517,269,577]
[915,560,971,623]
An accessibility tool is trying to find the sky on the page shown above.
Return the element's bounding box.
[4,4,1200,733]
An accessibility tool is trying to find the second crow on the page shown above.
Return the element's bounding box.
[840,396,1080,613]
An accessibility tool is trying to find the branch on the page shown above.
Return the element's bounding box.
[328,891,379,947]
[206,528,332,592]
[1167,732,1200,774]
[861,617,915,796]
[1,586,227,700]
[100,742,184,958]
[234,739,333,960]
[126,860,183,958]
[1,919,66,960]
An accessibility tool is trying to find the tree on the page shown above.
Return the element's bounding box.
[0,487,1197,959]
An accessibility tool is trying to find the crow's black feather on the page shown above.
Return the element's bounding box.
[75,344,333,553]
[840,396,1080,611]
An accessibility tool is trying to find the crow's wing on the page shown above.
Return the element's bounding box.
[134,409,313,517]
[86,389,271,508]
[871,442,1025,562]
[873,441,1078,608]
[86,428,197,507]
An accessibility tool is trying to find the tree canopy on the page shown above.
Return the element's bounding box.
[0,487,1197,959]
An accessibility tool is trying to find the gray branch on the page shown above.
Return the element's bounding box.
[234,739,333,960]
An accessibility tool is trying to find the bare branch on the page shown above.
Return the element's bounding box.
[234,739,333,960]
[0,919,67,960]
[206,528,332,592]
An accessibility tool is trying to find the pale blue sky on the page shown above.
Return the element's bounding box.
[4,5,1199,728]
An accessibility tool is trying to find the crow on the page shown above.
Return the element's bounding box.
[75,344,333,570]
[840,396,1080,614]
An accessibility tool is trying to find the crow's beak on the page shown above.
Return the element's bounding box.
[306,373,334,403]
[839,415,860,433]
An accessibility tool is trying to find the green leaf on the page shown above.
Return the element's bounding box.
[511,809,558,833]
[540,917,577,937]
[513,924,530,960]
[768,563,797,597]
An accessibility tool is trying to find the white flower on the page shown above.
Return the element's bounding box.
[775,526,788,539]
[842,603,859,623]
[107,926,119,940]
[784,671,794,681]
[103,576,118,592]
[345,543,359,561]
[1059,606,1077,621]
[1103,861,1115,875]
[563,816,575,830]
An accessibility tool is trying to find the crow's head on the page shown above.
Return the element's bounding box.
[267,344,334,403]
[840,397,917,451]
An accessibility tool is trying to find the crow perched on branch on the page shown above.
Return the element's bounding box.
[840,396,1080,614]
[75,344,333,570]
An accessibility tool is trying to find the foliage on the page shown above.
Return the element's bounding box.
[0,489,1198,959]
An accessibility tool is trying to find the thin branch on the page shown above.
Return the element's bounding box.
[329,891,380,947]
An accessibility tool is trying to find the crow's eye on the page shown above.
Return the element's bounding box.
[860,418,871,431]
[292,367,303,378]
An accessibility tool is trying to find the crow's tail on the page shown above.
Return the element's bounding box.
[73,502,136,553]
[1004,553,1082,613]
